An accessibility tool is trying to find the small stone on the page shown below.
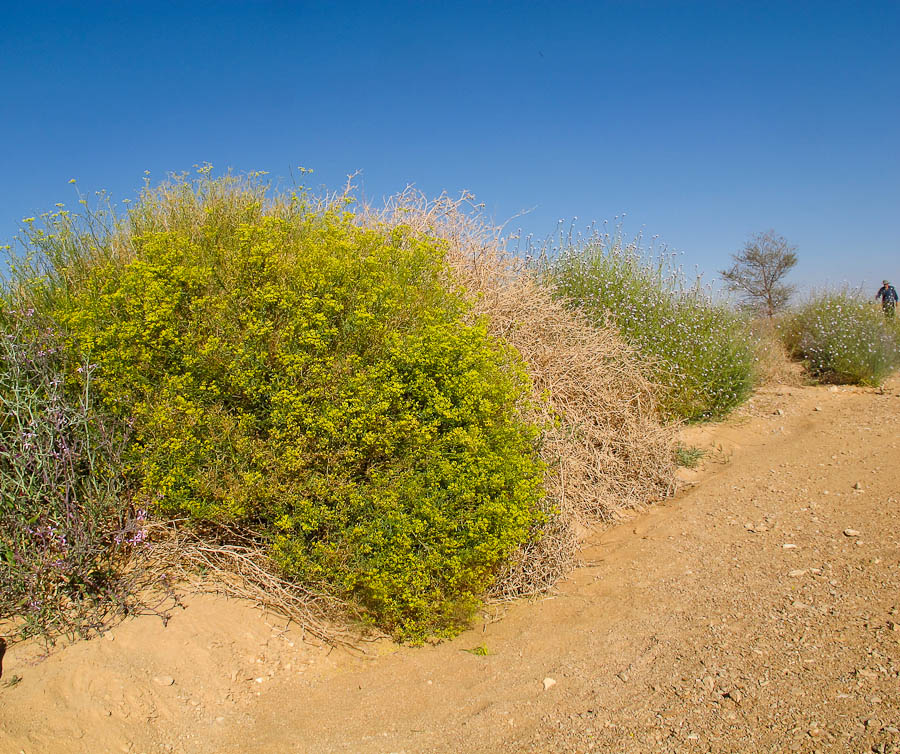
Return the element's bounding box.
[727,689,743,704]
[255,677,264,684]
[789,569,808,577]
[152,676,175,687]
[843,529,860,537]
[853,482,863,490]
[865,718,881,730]
[616,672,629,683]
[774,409,784,416]
[808,727,823,738]
[686,733,699,740]
[884,726,899,734]
[814,406,822,411]
[887,621,899,632]
[542,677,557,691]
[783,543,798,549]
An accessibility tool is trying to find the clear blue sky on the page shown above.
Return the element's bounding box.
[2,0,897,293]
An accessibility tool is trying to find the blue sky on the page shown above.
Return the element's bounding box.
[1,0,898,293]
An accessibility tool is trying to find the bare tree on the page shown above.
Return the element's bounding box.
[720,230,798,317]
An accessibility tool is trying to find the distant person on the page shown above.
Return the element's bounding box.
[876,279,898,318]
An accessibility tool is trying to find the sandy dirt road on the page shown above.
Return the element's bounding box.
[1,377,899,754]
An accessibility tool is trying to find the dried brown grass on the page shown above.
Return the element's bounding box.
[750,317,805,387]
[359,189,677,600]
[145,520,374,649]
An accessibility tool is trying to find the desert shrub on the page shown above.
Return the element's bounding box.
[360,190,677,599]
[0,307,149,640]
[539,238,758,422]
[782,290,900,385]
[15,177,544,640]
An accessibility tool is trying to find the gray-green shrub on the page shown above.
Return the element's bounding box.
[0,307,148,640]
[539,238,758,421]
[782,290,900,385]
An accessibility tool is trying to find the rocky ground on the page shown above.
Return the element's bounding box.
[1,377,899,754]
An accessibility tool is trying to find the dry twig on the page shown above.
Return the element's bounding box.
[145,520,379,650]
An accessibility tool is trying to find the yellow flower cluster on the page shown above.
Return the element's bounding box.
[55,203,545,640]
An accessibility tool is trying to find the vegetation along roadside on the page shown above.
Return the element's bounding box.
[2,168,897,647]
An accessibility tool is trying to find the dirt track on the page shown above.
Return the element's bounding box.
[2,378,899,754]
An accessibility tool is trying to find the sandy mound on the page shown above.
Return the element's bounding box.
[0,593,370,754]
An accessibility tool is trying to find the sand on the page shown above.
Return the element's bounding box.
[2,377,899,753]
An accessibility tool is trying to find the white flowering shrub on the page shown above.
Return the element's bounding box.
[782,291,900,385]
[541,242,757,421]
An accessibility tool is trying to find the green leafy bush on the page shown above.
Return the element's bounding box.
[18,178,544,640]
[782,291,900,385]
[539,240,757,421]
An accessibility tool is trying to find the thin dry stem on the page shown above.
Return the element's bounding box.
[145,520,377,650]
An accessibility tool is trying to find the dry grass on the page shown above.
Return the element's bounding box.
[145,520,374,649]
[750,318,805,387]
[360,189,677,600]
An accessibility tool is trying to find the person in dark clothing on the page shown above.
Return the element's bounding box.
[876,279,898,318]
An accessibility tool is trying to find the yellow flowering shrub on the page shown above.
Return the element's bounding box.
[52,204,544,639]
